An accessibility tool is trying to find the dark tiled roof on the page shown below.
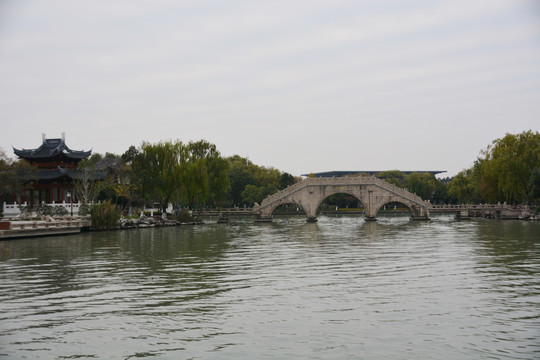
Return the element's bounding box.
[13,138,91,160]
[302,170,446,177]
[36,167,107,181]
[94,157,123,171]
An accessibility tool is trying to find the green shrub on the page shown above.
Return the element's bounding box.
[19,205,32,218]
[176,210,194,222]
[36,204,54,216]
[55,206,68,216]
[89,200,121,230]
[79,203,91,216]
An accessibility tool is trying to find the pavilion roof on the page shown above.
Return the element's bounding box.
[13,137,92,160]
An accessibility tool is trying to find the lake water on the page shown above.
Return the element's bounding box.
[1,215,539,359]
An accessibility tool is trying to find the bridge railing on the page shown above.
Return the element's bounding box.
[3,201,88,218]
[301,176,427,206]
[258,179,308,208]
[430,203,518,210]
[369,176,427,206]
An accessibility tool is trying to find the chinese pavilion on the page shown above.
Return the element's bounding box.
[13,134,94,206]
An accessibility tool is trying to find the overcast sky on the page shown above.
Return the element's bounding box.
[1,0,539,177]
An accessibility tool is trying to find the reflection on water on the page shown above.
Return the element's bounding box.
[0,215,539,359]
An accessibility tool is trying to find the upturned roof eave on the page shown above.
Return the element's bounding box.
[13,140,92,160]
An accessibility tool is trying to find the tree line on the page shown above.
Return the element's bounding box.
[447,130,540,205]
[1,130,539,213]
[70,130,540,211]
[76,139,297,212]
[0,148,36,205]
[354,130,539,206]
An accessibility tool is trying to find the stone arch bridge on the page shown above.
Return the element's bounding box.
[252,176,431,222]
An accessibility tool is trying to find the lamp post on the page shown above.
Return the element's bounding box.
[67,192,73,216]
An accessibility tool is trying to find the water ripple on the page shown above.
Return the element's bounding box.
[0,215,539,359]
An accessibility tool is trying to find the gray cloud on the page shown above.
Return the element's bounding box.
[1,0,539,176]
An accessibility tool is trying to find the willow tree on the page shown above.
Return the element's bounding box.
[405,172,438,201]
[448,167,482,204]
[479,130,540,203]
[227,155,256,206]
[0,148,37,205]
[183,143,208,209]
[205,150,230,210]
[183,140,229,209]
[132,140,183,211]
[529,167,540,204]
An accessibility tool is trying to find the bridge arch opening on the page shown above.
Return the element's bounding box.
[317,193,366,216]
[375,201,414,219]
[267,201,306,217]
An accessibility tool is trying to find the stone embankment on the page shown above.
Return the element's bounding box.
[0,216,92,240]
[466,210,537,220]
[0,215,205,239]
